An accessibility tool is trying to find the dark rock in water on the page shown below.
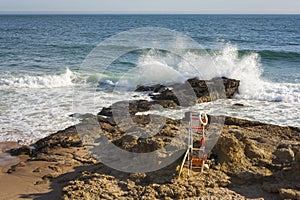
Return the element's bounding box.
[97,115,116,126]
[99,77,239,118]
[10,146,33,156]
[187,77,239,100]
[233,103,244,107]
[221,77,240,98]
[135,84,166,92]
[98,106,113,117]
[136,77,239,107]
[98,99,178,117]
[150,88,177,102]
[150,82,198,106]
[98,100,152,117]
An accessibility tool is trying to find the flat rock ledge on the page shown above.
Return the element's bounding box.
[7,115,300,199]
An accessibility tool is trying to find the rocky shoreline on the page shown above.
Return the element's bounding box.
[1,77,299,199]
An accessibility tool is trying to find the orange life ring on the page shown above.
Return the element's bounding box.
[199,112,208,126]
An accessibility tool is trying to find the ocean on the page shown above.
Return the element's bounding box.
[0,14,299,143]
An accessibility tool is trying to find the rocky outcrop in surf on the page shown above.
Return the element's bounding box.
[98,77,240,117]
[5,76,300,199]
[136,77,240,106]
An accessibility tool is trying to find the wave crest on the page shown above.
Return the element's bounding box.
[112,44,300,103]
[0,68,77,89]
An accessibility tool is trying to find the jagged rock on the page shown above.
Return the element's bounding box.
[98,77,239,123]
[294,151,300,171]
[34,126,82,151]
[135,83,165,92]
[211,130,247,171]
[221,77,240,98]
[273,148,295,165]
[233,103,244,107]
[148,77,239,106]
[9,126,82,157]
[244,138,266,160]
[5,114,300,199]
[262,182,281,193]
[279,188,300,199]
[98,99,178,117]
[35,179,49,185]
[32,167,42,173]
[9,146,33,156]
[224,117,262,127]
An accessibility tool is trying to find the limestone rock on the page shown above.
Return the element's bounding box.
[279,188,300,200]
[262,182,281,193]
[273,148,295,165]
[294,151,300,171]
[5,75,300,200]
[146,77,239,106]
[9,146,33,156]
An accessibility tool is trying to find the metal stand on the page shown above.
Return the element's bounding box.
[179,112,207,176]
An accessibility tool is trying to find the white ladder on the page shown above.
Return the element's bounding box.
[179,112,208,176]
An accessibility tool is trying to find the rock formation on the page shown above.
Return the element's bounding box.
[4,76,300,199]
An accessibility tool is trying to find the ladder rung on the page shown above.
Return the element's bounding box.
[192,158,205,166]
[191,127,203,130]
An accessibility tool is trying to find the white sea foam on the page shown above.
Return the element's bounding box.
[0,84,151,143]
[136,98,300,128]
[132,45,300,127]
[0,68,77,89]
[0,44,299,143]
[117,45,299,103]
[178,45,300,103]
[113,50,184,89]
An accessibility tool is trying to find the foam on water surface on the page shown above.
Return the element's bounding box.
[0,44,299,143]
[0,68,76,89]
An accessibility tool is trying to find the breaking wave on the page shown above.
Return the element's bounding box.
[114,44,299,103]
[0,68,78,89]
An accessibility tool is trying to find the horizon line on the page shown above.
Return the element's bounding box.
[0,11,300,15]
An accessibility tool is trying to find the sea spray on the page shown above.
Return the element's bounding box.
[115,44,300,103]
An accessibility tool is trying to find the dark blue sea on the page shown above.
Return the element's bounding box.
[0,14,299,142]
